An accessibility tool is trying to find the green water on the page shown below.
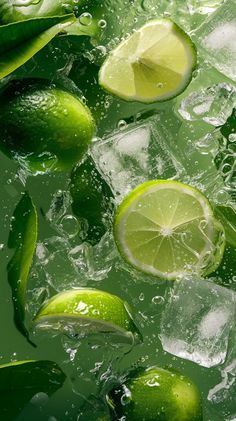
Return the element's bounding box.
[0,0,236,420]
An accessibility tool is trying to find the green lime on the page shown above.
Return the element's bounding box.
[114,180,225,280]
[0,79,95,172]
[99,19,196,103]
[70,156,114,245]
[33,288,141,341]
[107,366,202,421]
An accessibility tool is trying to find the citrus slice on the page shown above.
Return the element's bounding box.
[33,288,140,341]
[114,180,225,280]
[107,366,202,421]
[99,19,196,103]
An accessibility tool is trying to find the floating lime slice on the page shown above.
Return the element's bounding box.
[99,19,196,103]
[33,288,140,341]
[107,366,202,421]
[114,180,225,280]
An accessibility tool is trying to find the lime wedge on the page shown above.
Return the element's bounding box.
[99,19,196,103]
[33,288,140,341]
[114,180,225,280]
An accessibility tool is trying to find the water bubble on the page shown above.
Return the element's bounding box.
[98,19,107,29]
[117,120,127,130]
[152,295,165,305]
[79,12,92,26]
[60,215,79,239]
[139,292,145,301]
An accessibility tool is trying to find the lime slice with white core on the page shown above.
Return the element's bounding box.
[99,19,196,103]
[33,289,140,341]
[114,180,225,280]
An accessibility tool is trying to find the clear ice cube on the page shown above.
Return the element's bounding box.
[207,323,236,419]
[187,0,224,14]
[194,0,236,81]
[159,277,236,368]
[178,83,236,126]
[91,115,184,201]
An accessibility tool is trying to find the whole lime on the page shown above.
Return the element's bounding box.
[107,366,203,421]
[0,79,95,172]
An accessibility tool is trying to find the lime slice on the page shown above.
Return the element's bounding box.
[107,366,202,421]
[99,19,196,103]
[114,180,225,280]
[33,288,140,341]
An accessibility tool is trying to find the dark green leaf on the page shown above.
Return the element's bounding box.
[215,205,236,248]
[70,156,114,245]
[0,360,66,421]
[7,192,38,346]
[0,14,75,79]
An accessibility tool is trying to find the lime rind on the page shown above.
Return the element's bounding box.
[99,19,197,103]
[114,180,225,280]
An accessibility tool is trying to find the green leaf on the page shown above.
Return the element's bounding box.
[0,14,75,79]
[215,204,236,248]
[0,360,66,421]
[7,192,38,346]
[61,17,100,38]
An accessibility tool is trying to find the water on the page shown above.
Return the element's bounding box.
[0,0,236,419]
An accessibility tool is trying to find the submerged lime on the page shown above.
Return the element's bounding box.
[33,288,140,341]
[107,366,203,421]
[114,180,225,280]
[99,19,196,103]
[0,79,95,172]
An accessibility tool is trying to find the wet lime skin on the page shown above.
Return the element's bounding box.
[107,366,203,421]
[0,79,95,172]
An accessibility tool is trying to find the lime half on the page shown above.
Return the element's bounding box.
[114,180,225,280]
[33,288,140,341]
[99,19,196,103]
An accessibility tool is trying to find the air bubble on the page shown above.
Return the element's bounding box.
[79,13,92,26]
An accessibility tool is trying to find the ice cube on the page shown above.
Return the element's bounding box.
[91,116,184,201]
[178,83,236,126]
[159,277,236,367]
[207,324,236,419]
[194,0,236,81]
[187,0,224,15]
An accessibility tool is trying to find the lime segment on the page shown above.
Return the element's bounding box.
[33,288,140,340]
[99,19,196,103]
[114,180,225,280]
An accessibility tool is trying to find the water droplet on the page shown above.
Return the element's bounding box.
[98,19,107,29]
[152,295,164,305]
[79,12,92,26]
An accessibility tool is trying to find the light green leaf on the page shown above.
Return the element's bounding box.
[0,360,66,421]
[7,192,38,346]
[215,204,236,248]
[0,14,75,79]
[62,16,100,38]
